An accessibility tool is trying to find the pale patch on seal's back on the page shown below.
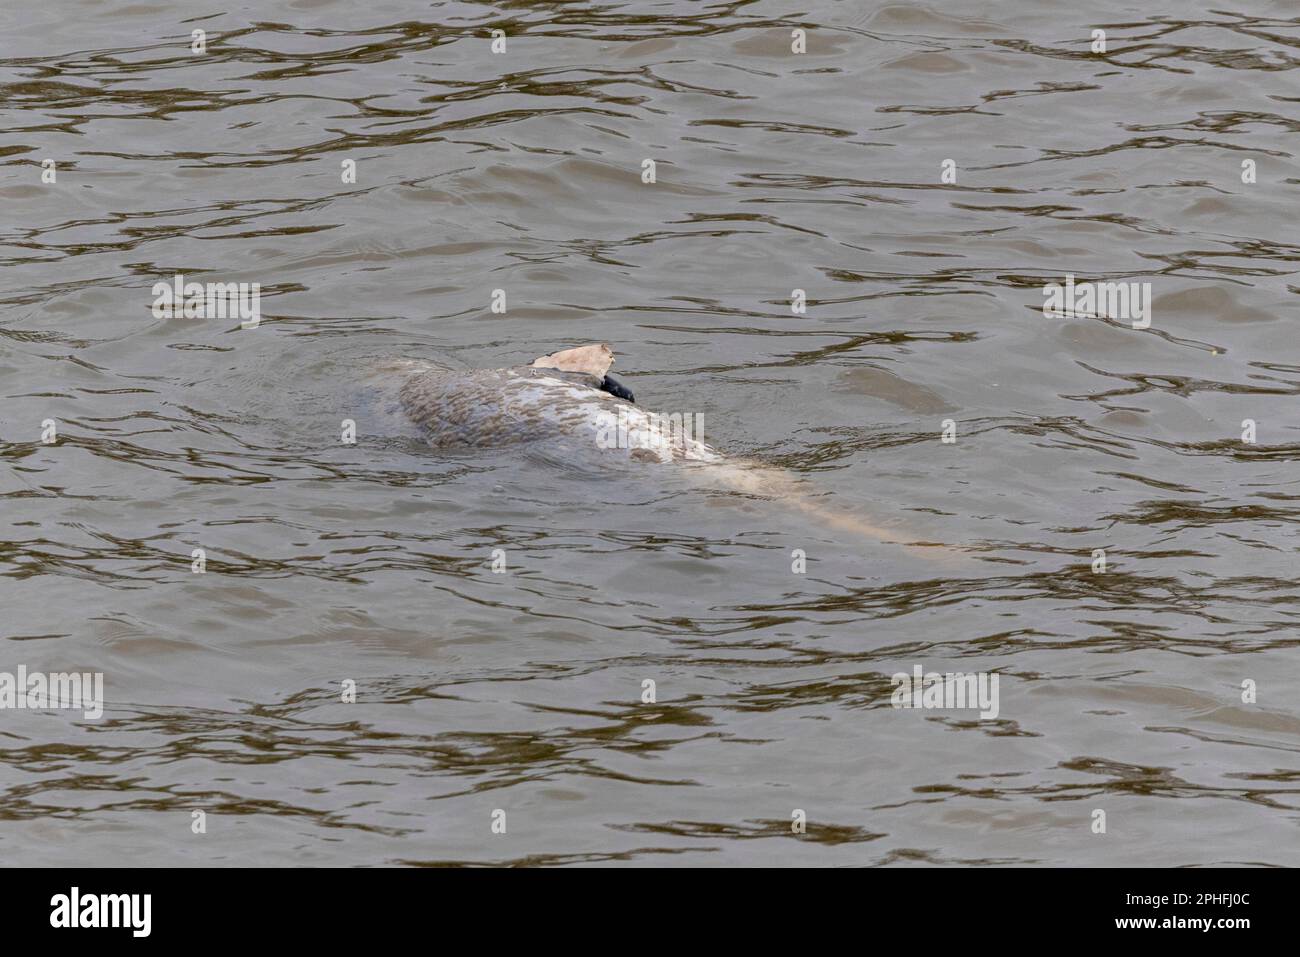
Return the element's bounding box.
[531,343,613,377]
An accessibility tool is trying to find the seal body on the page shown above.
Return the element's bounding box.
[390,360,720,466]
[365,345,955,556]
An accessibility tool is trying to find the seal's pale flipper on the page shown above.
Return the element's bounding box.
[694,459,969,561]
[531,343,614,377]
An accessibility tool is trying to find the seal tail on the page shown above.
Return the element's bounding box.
[701,460,964,561]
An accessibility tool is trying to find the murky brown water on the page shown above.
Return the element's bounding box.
[2,1,1298,866]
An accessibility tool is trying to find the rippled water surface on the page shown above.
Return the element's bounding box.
[2,0,1299,866]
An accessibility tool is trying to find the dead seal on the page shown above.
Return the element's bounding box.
[368,344,957,555]
[376,343,718,465]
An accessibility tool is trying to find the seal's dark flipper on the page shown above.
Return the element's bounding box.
[600,374,635,403]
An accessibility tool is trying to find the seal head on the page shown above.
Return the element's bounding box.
[599,374,634,403]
